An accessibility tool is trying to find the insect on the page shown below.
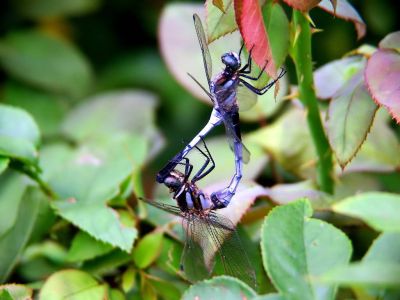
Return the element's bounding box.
[144,138,256,287]
[157,14,286,209]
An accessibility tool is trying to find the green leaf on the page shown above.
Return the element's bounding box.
[39,270,107,300]
[0,171,27,237]
[362,233,400,298]
[0,187,43,282]
[333,192,400,232]
[47,136,143,252]
[133,231,164,269]
[345,109,400,172]
[253,294,284,300]
[320,261,400,288]
[0,30,92,98]
[0,290,12,300]
[206,0,237,43]
[81,250,131,276]
[3,81,66,136]
[109,288,125,300]
[182,276,256,300]
[61,90,160,151]
[0,104,40,166]
[0,284,32,300]
[262,1,290,69]
[261,199,352,300]
[0,158,9,175]
[66,231,113,262]
[14,0,101,19]
[248,106,315,179]
[147,276,182,300]
[327,81,378,168]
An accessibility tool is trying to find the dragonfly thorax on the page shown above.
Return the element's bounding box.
[221,52,240,72]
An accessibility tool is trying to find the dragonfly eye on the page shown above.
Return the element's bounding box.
[164,176,182,189]
[221,52,240,70]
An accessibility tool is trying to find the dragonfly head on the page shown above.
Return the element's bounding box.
[221,52,240,71]
[163,170,184,191]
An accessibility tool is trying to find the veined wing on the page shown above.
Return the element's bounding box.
[139,197,183,217]
[219,109,250,164]
[237,84,258,112]
[193,14,212,90]
[204,212,256,288]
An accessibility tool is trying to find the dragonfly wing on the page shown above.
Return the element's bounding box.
[193,14,212,89]
[206,212,257,288]
[181,215,214,282]
[237,84,258,112]
[219,110,251,164]
[139,197,183,217]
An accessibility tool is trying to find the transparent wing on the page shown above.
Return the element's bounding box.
[237,85,258,112]
[139,197,183,217]
[219,110,251,164]
[205,212,257,288]
[181,215,213,282]
[193,14,212,89]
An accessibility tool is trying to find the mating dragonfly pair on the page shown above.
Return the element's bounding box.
[141,14,285,287]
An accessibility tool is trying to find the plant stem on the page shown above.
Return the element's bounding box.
[291,11,334,194]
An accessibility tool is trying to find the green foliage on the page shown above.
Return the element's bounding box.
[0,0,399,299]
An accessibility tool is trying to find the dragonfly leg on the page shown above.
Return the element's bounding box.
[239,46,254,74]
[239,60,268,81]
[192,137,216,183]
[156,109,222,183]
[239,68,286,95]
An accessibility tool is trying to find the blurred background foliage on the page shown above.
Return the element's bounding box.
[0,0,400,299]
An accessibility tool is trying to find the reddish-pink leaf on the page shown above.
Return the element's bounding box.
[234,0,276,77]
[365,49,400,123]
[281,0,321,11]
[318,0,366,40]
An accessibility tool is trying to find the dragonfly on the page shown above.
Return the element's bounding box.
[143,138,256,287]
[157,14,286,209]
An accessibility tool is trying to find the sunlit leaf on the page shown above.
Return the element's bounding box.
[247,106,316,179]
[365,49,400,123]
[0,30,92,98]
[182,276,256,299]
[0,284,32,300]
[318,0,366,39]
[81,250,130,276]
[333,192,400,232]
[39,270,107,300]
[326,80,378,168]
[206,0,236,42]
[262,199,352,300]
[0,158,9,175]
[234,0,276,77]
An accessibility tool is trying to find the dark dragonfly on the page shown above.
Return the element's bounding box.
[157,14,286,209]
[143,139,256,287]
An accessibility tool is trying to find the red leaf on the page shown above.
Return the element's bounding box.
[234,0,276,77]
[282,0,321,12]
[365,49,400,123]
[318,0,366,40]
